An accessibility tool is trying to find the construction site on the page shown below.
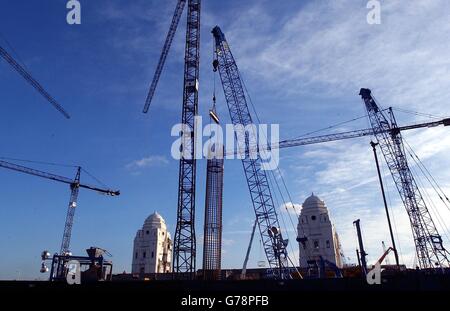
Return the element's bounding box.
[1,0,450,306]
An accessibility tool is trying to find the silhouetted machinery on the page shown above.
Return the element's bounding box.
[41,247,113,282]
[306,256,343,279]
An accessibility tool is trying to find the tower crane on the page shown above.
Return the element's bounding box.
[141,0,201,278]
[212,26,450,273]
[360,88,450,269]
[0,45,70,119]
[212,26,290,279]
[0,160,120,254]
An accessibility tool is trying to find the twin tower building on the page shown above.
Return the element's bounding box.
[131,194,343,274]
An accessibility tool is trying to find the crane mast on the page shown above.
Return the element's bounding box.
[141,0,201,278]
[212,26,289,279]
[60,167,81,255]
[360,88,450,268]
[173,0,201,278]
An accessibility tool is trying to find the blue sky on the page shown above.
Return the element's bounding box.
[1,0,450,280]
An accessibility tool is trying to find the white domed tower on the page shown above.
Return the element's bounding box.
[297,194,343,268]
[132,212,172,274]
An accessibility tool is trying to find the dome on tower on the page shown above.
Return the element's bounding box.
[302,193,327,211]
[144,212,165,226]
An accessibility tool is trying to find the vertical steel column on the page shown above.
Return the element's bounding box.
[370,141,400,267]
[353,219,368,276]
[173,0,201,279]
[241,219,258,279]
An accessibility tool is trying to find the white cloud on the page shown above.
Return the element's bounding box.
[280,202,302,216]
[223,238,235,247]
[225,0,450,113]
[126,155,169,170]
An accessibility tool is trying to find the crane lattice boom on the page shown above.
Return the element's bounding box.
[360,88,450,268]
[173,0,201,278]
[142,0,187,113]
[213,26,289,279]
[225,117,450,156]
[0,45,70,119]
[0,160,119,195]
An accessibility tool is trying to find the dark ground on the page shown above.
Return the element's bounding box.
[1,273,449,309]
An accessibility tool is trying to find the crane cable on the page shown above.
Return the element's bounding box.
[403,140,450,211]
[81,168,109,189]
[240,73,301,225]
[402,141,450,243]
[0,156,77,168]
[291,114,369,140]
[391,107,449,121]
[241,73,314,268]
[266,172,298,265]
[239,71,303,268]
[408,157,450,247]
[0,32,29,71]
[240,72,299,218]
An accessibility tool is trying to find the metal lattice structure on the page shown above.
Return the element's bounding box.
[61,168,81,254]
[0,45,70,119]
[360,88,450,268]
[202,154,224,280]
[212,26,289,279]
[277,118,450,149]
[173,0,201,278]
[142,0,187,113]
